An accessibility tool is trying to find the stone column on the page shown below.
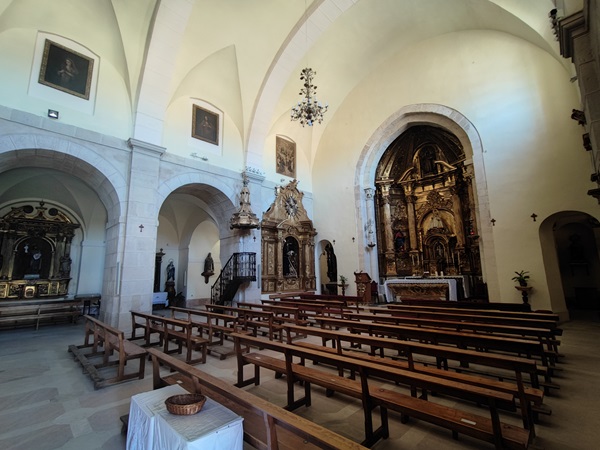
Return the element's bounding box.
[450,185,466,247]
[378,181,396,275]
[463,166,477,239]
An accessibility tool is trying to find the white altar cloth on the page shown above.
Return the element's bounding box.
[384,278,458,302]
[126,384,244,450]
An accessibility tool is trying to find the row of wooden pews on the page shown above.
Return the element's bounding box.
[232,332,532,449]
[243,294,568,446]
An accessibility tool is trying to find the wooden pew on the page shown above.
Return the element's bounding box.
[384,303,560,323]
[204,303,279,340]
[237,302,307,326]
[313,316,558,390]
[168,306,250,359]
[146,347,366,450]
[0,298,82,330]
[68,315,146,389]
[343,311,560,354]
[232,333,531,450]
[379,305,562,334]
[279,324,545,428]
[261,299,347,325]
[394,299,533,312]
[129,310,208,364]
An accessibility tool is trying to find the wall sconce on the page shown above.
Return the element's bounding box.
[253,236,256,242]
[352,237,355,243]
[332,240,336,246]
[531,213,538,222]
[48,109,59,119]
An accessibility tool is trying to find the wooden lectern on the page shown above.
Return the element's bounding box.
[354,271,372,304]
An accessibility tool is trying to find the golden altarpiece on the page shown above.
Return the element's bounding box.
[261,180,317,293]
[373,125,482,294]
[0,201,80,299]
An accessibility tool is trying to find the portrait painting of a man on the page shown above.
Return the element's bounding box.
[38,40,93,99]
[192,105,219,145]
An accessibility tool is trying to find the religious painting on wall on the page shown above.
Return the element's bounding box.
[276,136,296,178]
[38,39,94,99]
[192,105,219,145]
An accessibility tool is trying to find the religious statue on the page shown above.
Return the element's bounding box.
[59,255,72,277]
[325,243,337,282]
[28,247,42,274]
[166,260,175,281]
[201,253,214,284]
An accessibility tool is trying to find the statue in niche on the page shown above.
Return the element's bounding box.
[202,253,215,283]
[394,231,406,252]
[428,209,445,230]
[166,260,175,281]
[28,246,43,275]
[325,243,337,282]
[284,239,299,278]
[59,255,72,277]
[433,241,447,274]
[420,146,437,176]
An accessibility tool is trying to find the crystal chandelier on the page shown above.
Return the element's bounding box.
[290,67,328,126]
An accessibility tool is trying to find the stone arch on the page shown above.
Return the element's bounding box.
[354,104,497,296]
[156,172,238,237]
[540,211,600,317]
[0,134,125,223]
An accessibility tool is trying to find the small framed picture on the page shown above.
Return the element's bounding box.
[276,136,296,178]
[38,39,93,100]
[192,105,219,145]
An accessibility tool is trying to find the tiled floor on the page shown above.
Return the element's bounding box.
[0,315,599,449]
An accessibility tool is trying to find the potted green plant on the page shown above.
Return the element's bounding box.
[339,275,348,286]
[511,270,530,287]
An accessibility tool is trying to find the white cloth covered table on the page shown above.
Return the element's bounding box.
[384,278,458,302]
[126,384,244,450]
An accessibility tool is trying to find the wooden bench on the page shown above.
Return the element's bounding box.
[169,306,250,359]
[280,324,545,428]
[0,298,82,330]
[68,315,146,389]
[380,306,562,335]
[394,299,534,312]
[130,310,208,364]
[232,333,531,450]
[146,347,366,450]
[236,302,309,339]
[344,311,561,354]
[384,303,560,323]
[205,304,280,340]
[313,316,559,392]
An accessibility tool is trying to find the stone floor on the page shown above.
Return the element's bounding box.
[0,315,599,449]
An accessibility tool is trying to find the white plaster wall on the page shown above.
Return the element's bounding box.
[0,29,132,139]
[310,30,599,309]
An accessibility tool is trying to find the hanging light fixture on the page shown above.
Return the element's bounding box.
[291,67,328,126]
[290,2,328,127]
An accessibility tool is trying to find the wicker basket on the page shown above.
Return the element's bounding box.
[165,394,206,415]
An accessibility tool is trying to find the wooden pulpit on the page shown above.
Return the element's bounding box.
[354,271,372,304]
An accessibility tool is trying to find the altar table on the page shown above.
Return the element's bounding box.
[384,278,458,302]
[126,384,244,450]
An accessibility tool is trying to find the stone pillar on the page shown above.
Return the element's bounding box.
[110,139,164,329]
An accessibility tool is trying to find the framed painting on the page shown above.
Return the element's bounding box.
[276,136,296,178]
[38,39,93,100]
[192,105,219,145]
